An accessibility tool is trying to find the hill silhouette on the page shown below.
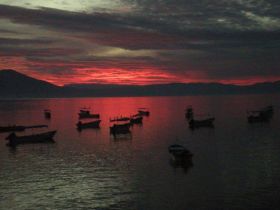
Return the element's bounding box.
[0,69,62,98]
[0,69,279,98]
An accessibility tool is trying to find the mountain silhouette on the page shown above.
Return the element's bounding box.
[0,69,279,98]
[0,69,62,98]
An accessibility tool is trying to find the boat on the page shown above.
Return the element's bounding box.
[247,111,271,123]
[130,116,143,124]
[138,108,150,116]
[185,106,193,120]
[78,109,100,119]
[110,122,131,135]
[76,120,101,130]
[0,124,48,133]
[6,130,57,147]
[44,109,51,119]
[109,116,130,122]
[189,117,215,129]
[262,105,273,113]
[168,144,193,159]
[247,105,273,123]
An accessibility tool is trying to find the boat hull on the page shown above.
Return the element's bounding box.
[79,113,100,119]
[168,144,193,160]
[247,106,273,123]
[189,118,215,129]
[138,110,150,116]
[130,116,143,124]
[6,131,57,147]
[77,120,101,129]
[110,123,131,135]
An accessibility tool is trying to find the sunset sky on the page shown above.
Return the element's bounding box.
[0,0,280,86]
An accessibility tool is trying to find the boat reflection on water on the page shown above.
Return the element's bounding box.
[111,132,132,141]
[169,157,193,173]
[110,122,131,135]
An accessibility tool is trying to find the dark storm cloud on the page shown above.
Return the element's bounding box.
[0,46,82,57]
[0,37,56,45]
[1,3,279,50]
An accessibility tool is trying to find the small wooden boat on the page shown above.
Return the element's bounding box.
[138,108,150,116]
[44,109,51,119]
[0,124,48,133]
[78,109,100,119]
[247,105,273,123]
[189,117,215,129]
[262,105,273,114]
[109,116,130,122]
[76,120,101,130]
[185,106,193,120]
[247,111,271,123]
[130,116,143,124]
[6,130,57,147]
[168,144,193,159]
[110,123,131,135]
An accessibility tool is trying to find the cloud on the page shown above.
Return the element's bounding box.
[0,1,280,85]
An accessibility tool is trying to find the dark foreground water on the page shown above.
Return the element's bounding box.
[0,94,280,210]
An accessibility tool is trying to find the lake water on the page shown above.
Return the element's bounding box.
[1,94,280,210]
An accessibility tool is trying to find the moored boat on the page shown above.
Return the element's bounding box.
[76,120,101,130]
[247,111,271,123]
[185,105,193,120]
[262,105,273,114]
[130,116,143,124]
[168,144,193,159]
[44,109,51,119]
[78,109,100,119]
[6,130,57,147]
[138,108,150,116]
[110,122,131,135]
[189,117,215,129]
[247,105,273,123]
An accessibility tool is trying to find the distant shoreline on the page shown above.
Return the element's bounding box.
[1,92,280,101]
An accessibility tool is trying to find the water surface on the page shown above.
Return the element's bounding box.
[1,94,280,210]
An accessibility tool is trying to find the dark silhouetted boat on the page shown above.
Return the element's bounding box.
[76,120,101,130]
[247,105,273,123]
[44,109,51,119]
[138,108,150,116]
[109,116,130,122]
[0,124,48,133]
[263,105,273,113]
[185,105,193,120]
[6,130,57,147]
[189,117,215,129]
[130,116,143,124]
[168,144,193,159]
[78,109,100,119]
[110,122,131,135]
